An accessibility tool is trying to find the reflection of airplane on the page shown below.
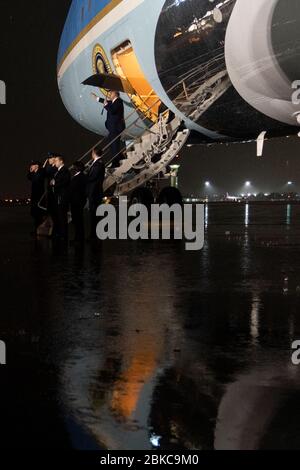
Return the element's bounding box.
[58,0,300,197]
[55,234,300,450]
[61,247,182,450]
[148,355,300,450]
[214,363,300,450]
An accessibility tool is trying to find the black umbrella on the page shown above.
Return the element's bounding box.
[82,73,136,95]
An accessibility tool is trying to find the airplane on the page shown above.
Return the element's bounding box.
[57,0,300,201]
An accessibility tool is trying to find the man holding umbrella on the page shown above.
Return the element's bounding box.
[91,90,126,168]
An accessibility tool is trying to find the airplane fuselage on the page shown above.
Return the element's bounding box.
[58,0,300,143]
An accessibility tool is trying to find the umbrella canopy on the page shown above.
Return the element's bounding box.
[82,73,136,95]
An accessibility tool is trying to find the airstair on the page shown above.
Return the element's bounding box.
[103,113,189,196]
[171,54,232,123]
[80,54,232,197]
[79,98,190,197]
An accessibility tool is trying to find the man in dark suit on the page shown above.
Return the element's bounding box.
[86,146,105,240]
[69,161,87,244]
[27,161,45,235]
[43,152,57,224]
[91,90,125,167]
[50,155,71,240]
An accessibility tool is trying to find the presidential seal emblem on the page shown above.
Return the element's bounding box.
[92,44,113,97]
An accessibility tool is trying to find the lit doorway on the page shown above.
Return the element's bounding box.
[112,41,161,123]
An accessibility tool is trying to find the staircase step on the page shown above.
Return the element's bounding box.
[116,128,190,195]
[101,115,189,195]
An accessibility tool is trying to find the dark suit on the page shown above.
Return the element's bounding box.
[52,166,71,239]
[104,98,125,167]
[27,169,45,232]
[86,158,105,239]
[44,163,56,218]
[69,172,87,242]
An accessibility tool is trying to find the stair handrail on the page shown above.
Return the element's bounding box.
[84,56,228,168]
[79,61,213,168]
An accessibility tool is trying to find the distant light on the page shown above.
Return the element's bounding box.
[287,181,293,186]
[205,181,211,187]
[245,181,251,187]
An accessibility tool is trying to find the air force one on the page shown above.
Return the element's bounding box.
[57,0,300,196]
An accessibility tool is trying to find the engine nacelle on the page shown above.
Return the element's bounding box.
[225,0,300,126]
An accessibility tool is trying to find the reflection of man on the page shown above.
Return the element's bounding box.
[27,161,45,236]
[86,146,105,240]
[91,91,125,167]
[50,156,71,240]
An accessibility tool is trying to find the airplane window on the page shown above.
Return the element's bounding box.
[88,0,92,12]
[81,6,84,22]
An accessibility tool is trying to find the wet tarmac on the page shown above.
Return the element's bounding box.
[1,203,300,450]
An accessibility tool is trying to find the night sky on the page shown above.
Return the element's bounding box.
[1,0,300,198]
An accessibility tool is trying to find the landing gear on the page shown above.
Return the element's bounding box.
[157,187,183,206]
[130,187,154,208]
[129,186,183,207]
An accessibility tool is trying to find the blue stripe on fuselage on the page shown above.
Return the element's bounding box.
[58,0,113,66]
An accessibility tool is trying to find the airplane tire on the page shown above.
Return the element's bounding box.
[130,188,154,208]
[157,187,183,206]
